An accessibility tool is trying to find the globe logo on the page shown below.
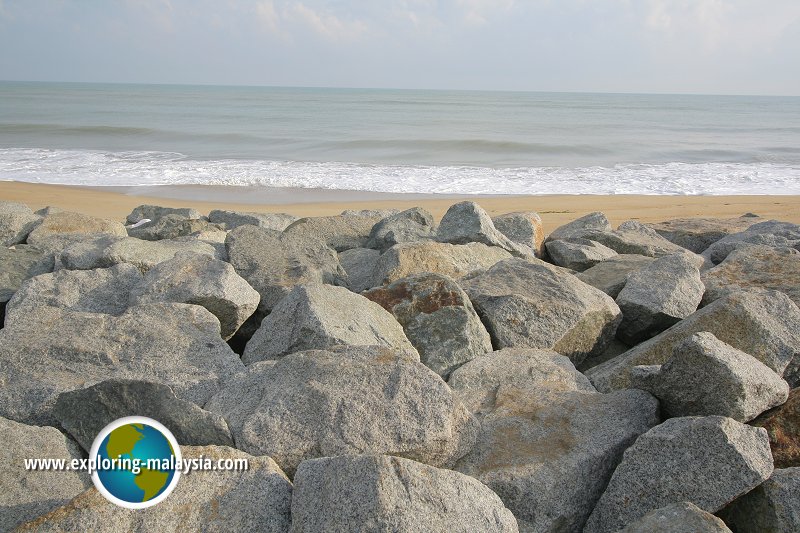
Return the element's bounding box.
[89,416,182,509]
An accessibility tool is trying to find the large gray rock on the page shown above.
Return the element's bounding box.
[702,245,800,308]
[129,252,260,340]
[576,254,656,298]
[54,234,124,270]
[545,212,611,243]
[205,346,477,477]
[338,247,381,292]
[618,502,732,533]
[492,211,545,258]
[5,264,142,325]
[291,454,518,533]
[615,253,704,344]
[208,209,297,231]
[0,303,244,425]
[53,379,233,452]
[1,416,90,532]
[363,273,492,378]
[586,289,800,392]
[632,332,789,422]
[0,201,41,246]
[0,245,53,308]
[703,220,800,264]
[583,416,774,533]
[366,207,437,251]
[283,213,384,252]
[16,446,292,533]
[461,258,622,365]
[127,213,217,241]
[454,388,659,533]
[586,220,696,257]
[437,201,534,258]
[719,467,800,533]
[448,347,596,417]
[26,211,127,247]
[646,214,762,254]
[243,284,418,364]
[125,204,203,224]
[372,241,512,287]
[225,225,347,313]
[544,238,618,271]
[101,237,220,272]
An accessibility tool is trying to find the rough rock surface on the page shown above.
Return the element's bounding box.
[290,454,519,533]
[338,247,381,292]
[585,220,696,257]
[366,207,437,251]
[130,252,260,340]
[583,416,774,533]
[632,332,789,422]
[617,502,732,533]
[0,303,244,425]
[208,209,297,231]
[225,225,347,312]
[701,245,800,307]
[5,264,142,324]
[492,211,545,258]
[26,211,127,247]
[127,213,216,241]
[545,212,611,242]
[575,254,656,298]
[646,215,762,253]
[447,347,596,417]
[461,258,622,365]
[205,346,476,477]
[243,284,418,364]
[719,467,800,533]
[371,241,512,287]
[703,220,800,264]
[16,446,292,533]
[586,289,800,392]
[0,245,53,308]
[437,201,534,257]
[0,416,90,532]
[125,204,203,224]
[544,238,618,271]
[53,379,233,452]
[615,253,704,344]
[0,201,41,246]
[752,387,800,468]
[363,273,492,378]
[283,213,384,252]
[101,237,219,272]
[454,388,659,533]
[53,234,124,270]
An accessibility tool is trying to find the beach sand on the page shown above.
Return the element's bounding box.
[2,181,800,233]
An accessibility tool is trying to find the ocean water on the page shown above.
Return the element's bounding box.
[1,81,799,195]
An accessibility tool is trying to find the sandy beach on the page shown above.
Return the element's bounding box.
[3,181,799,233]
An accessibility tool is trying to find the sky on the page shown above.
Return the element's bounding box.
[1,0,799,95]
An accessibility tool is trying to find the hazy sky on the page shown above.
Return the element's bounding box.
[1,0,799,95]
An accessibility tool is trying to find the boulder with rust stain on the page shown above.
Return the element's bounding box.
[364,273,492,378]
[752,387,800,468]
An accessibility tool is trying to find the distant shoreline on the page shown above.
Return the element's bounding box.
[2,181,800,234]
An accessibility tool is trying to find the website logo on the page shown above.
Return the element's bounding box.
[89,416,182,509]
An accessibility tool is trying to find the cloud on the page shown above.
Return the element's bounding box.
[288,2,368,42]
[455,0,515,26]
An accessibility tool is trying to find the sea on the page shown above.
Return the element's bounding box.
[1,81,799,196]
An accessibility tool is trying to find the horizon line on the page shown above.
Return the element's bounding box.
[1,78,798,99]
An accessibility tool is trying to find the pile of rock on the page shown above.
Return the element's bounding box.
[1,199,799,532]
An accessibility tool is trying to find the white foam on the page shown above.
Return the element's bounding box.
[1,147,799,195]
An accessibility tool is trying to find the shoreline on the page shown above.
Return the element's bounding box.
[2,180,800,233]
